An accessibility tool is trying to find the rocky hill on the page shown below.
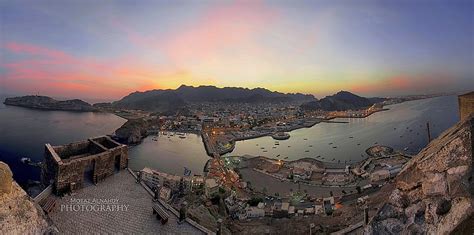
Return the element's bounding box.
[4,95,96,112]
[365,114,473,234]
[112,85,315,113]
[0,162,56,234]
[301,91,382,111]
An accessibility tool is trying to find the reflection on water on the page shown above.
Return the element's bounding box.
[0,100,126,184]
[225,96,459,163]
[128,133,210,176]
[0,95,460,184]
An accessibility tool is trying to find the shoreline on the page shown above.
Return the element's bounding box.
[203,108,391,158]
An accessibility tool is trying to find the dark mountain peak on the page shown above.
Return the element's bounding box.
[301,90,378,111]
[332,90,361,99]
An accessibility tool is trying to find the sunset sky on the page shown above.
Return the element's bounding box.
[1,0,473,101]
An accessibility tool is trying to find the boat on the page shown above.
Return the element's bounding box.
[332,146,337,148]
[357,143,361,146]
[288,146,291,147]
[349,136,354,139]
[272,146,276,149]
[374,142,378,145]
[404,147,409,151]
[329,143,333,145]
[316,155,320,158]
[20,157,31,164]
[272,132,290,140]
[304,138,308,141]
[305,150,309,152]
[263,150,268,152]
[179,135,186,139]
[260,147,265,149]
[309,145,313,147]
[284,157,288,159]
[276,154,280,158]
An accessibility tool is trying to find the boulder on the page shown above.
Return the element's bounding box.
[365,114,473,234]
[0,162,13,195]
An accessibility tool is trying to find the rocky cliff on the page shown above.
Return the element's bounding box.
[365,114,473,234]
[4,95,96,112]
[0,162,56,234]
[114,117,159,144]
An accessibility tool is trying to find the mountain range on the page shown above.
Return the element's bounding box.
[111,85,316,112]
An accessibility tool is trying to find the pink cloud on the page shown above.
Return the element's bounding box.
[351,74,452,96]
[1,42,167,99]
[110,0,278,65]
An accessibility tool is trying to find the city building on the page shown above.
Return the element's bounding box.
[205,178,219,197]
[245,207,265,218]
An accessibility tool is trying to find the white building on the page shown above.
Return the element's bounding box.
[205,178,219,197]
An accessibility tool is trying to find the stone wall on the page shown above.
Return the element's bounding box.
[459,91,474,120]
[365,114,473,234]
[42,136,128,195]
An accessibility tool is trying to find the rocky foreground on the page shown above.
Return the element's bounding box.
[4,95,96,112]
[0,162,56,234]
[365,114,473,234]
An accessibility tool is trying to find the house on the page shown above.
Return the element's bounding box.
[305,207,315,215]
[246,207,265,218]
[292,167,312,180]
[288,206,295,216]
[370,169,390,182]
[140,167,161,188]
[323,197,335,215]
[314,205,323,214]
[205,178,219,197]
[159,186,172,201]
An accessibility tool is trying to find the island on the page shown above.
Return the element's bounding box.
[3,95,97,112]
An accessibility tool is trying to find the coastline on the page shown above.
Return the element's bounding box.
[203,108,392,158]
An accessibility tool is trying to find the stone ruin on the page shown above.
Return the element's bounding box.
[41,136,128,195]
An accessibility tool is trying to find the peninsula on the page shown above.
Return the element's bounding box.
[3,95,96,112]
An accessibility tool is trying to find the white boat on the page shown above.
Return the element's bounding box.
[20,157,31,164]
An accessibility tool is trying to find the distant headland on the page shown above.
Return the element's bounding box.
[3,95,96,112]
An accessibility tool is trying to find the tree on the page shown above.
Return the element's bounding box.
[356,186,362,194]
[248,197,263,206]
